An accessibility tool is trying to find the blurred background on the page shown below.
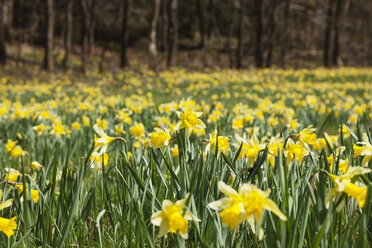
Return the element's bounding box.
[0,0,371,73]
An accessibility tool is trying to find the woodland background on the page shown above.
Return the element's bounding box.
[0,0,371,72]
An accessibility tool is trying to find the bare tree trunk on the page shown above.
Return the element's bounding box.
[195,0,205,48]
[226,0,234,68]
[236,0,244,68]
[0,0,6,66]
[323,0,334,67]
[81,0,89,73]
[88,1,96,56]
[265,0,277,67]
[149,0,160,58]
[254,0,263,68]
[280,0,290,67]
[43,0,54,70]
[160,0,167,53]
[166,0,177,67]
[63,0,73,70]
[120,0,130,68]
[332,0,342,66]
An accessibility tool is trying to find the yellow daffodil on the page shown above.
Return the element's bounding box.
[130,122,145,138]
[171,145,179,157]
[267,135,283,167]
[355,133,372,167]
[151,194,200,239]
[299,126,317,145]
[4,169,20,182]
[208,181,287,240]
[89,152,108,169]
[0,190,17,237]
[174,107,206,136]
[149,128,171,148]
[31,161,43,170]
[325,167,371,209]
[205,129,229,154]
[284,139,309,163]
[17,184,39,204]
[236,134,265,164]
[93,124,122,154]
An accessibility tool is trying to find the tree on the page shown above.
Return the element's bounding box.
[332,0,343,66]
[120,0,130,68]
[166,0,177,67]
[265,0,277,67]
[62,0,73,70]
[81,0,96,73]
[236,0,244,68]
[43,0,54,70]
[195,0,205,48]
[0,0,6,66]
[323,0,333,67]
[280,0,290,67]
[254,0,263,68]
[149,0,161,58]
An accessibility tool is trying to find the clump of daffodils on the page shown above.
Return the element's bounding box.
[149,128,171,148]
[151,194,199,239]
[208,181,287,240]
[205,129,229,154]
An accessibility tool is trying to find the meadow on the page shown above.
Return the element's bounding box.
[0,66,371,247]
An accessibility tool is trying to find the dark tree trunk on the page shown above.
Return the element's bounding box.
[0,0,6,66]
[120,0,130,68]
[323,0,334,67]
[166,0,177,67]
[206,0,216,40]
[81,0,89,73]
[265,0,277,68]
[195,0,205,48]
[254,0,263,68]
[149,0,161,57]
[332,0,342,66]
[236,0,244,68]
[280,0,290,67]
[43,0,54,70]
[160,0,168,52]
[226,0,234,68]
[88,1,96,56]
[63,0,73,70]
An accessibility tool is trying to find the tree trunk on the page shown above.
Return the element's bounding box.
[120,0,130,68]
[160,0,167,53]
[254,0,263,68]
[195,0,205,48]
[63,0,73,70]
[166,0,177,67]
[332,0,342,66]
[265,0,277,68]
[0,0,6,66]
[43,0,54,70]
[236,0,244,68]
[280,0,290,67]
[226,0,234,68]
[81,0,89,73]
[323,0,334,67]
[149,0,160,58]
[88,1,96,56]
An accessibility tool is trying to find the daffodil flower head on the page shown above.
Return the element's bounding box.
[208,181,287,240]
[149,128,171,148]
[174,107,206,137]
[0,190,17,237]
[151,193,200,239]
[355,133,372,167]
[325,166,371,209]
[93,124,117,154]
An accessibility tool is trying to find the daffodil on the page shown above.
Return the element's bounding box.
[355,133,372,167]
[93,124,124,155]
[208,181,287,240]
[4,168,20,182]
[284,139,309,163]
[325,166,371,209]
[267,135,283,167]
[299,126,317,145]
[0,190,17,237]
[205,129,229,154]
[149,128,171,148]
[236,134,265,164]
[89,152,108,169]
[129,122,145,138]
[174,107,206,136]
[151,194,199,239]
[31,161,43,170]
[17,184,39,204]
